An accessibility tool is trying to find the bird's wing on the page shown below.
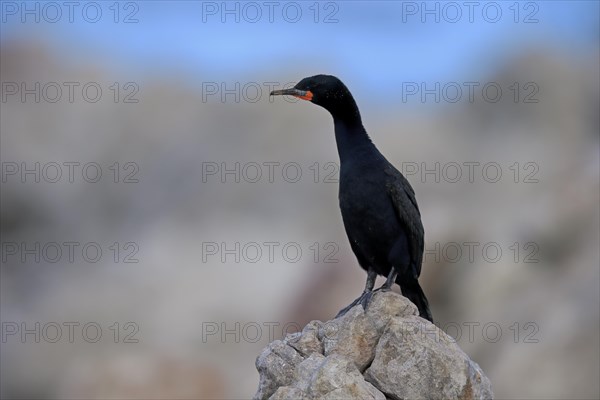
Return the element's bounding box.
[385,166,424,278]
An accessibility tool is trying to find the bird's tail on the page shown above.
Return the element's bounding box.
[400,280,433,323]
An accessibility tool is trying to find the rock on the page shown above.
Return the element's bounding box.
[254,340,305,400]
[321,293,419,372]
[268,353,385,400]
[286,320,324,357]
[269,386,309,400]
[253,291,493,400]
[322,305,380,371]
[364,316,493,400]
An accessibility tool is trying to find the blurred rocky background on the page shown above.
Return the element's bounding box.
[1,1,599,399]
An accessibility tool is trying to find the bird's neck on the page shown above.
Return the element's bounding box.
[333,117,375,164]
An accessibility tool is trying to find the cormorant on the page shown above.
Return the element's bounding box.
[270,75,433,323]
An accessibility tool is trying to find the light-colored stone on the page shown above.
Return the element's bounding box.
[254,291,493,400]
[322,305,380,371]
[269,386,309,400]
[294,353,326,393]
[305,353,385,400]
[254,340,305,400]
[365,290,419,331]
[364,315,493,400]
[286,320,324,357]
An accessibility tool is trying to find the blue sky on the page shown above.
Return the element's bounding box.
[2,1,598,103]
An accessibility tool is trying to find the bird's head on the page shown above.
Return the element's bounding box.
[270,75,359,121]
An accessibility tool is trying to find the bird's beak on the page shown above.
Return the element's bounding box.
[270,88,313,101]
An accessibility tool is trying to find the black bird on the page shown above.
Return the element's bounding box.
[270,75,433,323]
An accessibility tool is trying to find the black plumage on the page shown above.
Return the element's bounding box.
[271,75,433,322]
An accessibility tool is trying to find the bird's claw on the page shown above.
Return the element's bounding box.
[372,285,392,293]
[335,290,374,318]
[359,290,374,309]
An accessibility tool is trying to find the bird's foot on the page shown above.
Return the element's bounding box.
[373,268,396,294]
[335,290,374,318]
[359,290,374,310]
[372,284,392,293]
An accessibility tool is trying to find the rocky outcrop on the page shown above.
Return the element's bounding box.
[254,291,493,400]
